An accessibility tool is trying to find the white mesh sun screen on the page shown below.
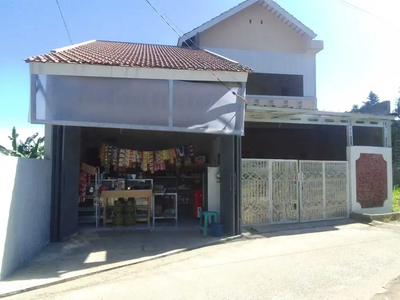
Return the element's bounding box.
[32,75,244,135]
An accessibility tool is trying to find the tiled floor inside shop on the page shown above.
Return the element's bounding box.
[78,218,199,234]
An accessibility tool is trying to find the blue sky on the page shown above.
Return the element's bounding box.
[0,0,399,144]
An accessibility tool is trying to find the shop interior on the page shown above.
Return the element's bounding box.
[78,127,221,231]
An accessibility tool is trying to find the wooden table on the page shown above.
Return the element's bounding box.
[101,190,153,227]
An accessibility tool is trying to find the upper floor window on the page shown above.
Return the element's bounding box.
[247,73,304,97]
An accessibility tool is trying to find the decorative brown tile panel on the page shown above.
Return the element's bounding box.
[356,153,387,208]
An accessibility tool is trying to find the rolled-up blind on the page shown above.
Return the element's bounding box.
[32,75,245,135]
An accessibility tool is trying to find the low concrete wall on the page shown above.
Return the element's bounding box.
[0,157,51,279]
[351,212,400,222]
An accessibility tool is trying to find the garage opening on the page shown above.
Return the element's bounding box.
[242,122,347,161]
[241,122,349,225]
[77,127,222,233]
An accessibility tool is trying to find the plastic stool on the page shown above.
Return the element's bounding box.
[199,211,219,236]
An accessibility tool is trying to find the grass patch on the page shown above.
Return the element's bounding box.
[382,216,394,223]
[393,186,400,212]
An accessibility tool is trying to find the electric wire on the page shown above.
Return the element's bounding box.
[55,0,73,44]
[144,0,247,104]
[332,0,400,33]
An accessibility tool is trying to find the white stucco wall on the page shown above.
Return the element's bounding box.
[200,2,311,53]
[197,2,319,102]
[347,146,393,214]
[0,157,51,279]
[205,48,317,98]
[207,167,220,216]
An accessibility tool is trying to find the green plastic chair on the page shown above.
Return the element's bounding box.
[199,211,219,236]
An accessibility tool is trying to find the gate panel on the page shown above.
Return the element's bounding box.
[325,162,349,219]
[299,161,324,222]
[300,161,349,222]
[271,160,298,223]
[241,159,348,226]
[241,160,270,225]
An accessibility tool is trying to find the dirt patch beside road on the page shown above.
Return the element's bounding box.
[371,276,400,300]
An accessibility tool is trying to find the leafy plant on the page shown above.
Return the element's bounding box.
[393,186,400,213]
[382,216,393,223]
[0,127,44,159]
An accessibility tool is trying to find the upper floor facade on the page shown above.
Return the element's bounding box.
[179,0,323,110]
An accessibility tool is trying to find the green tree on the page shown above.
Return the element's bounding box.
[391,89,400,183]
[393,89,400,117]
[350,91,380,113]
[364,91,380,106]
[0,127,44,159]
[350,104,360,113]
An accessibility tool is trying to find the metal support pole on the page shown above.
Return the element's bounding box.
[235,83,246,233]
[168,80,173,127]
[322,162,326,220]
[268,161,273,223]
[30,74,37,123]
[383,121,389,147]
[235,136,242,234]
[347,123,353,146]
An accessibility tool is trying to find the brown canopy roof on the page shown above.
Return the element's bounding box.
[25,40,252,73]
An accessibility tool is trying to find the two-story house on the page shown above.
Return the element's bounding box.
[177,0,394,225]
[179,0,323,110]
[2,0,394,283]
[23,0,394,244]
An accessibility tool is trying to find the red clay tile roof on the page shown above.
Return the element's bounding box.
[25,40,251,73]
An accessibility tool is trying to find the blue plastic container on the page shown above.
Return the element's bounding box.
[210,222,224,237]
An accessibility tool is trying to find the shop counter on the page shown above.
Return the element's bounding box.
[101,190,152,227]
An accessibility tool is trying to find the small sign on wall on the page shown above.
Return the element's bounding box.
[247,97,314,109]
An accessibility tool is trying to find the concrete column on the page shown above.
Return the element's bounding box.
[44,124,53,160]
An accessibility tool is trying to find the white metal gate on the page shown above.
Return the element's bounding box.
[271,160,299,223]
[299,161,349,222]
[241,159,349,225]
[241,160,270,225]
[241,159,298,225]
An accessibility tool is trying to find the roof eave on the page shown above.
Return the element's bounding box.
[29,61,250,83]
[178,0,317,46]
[262,0,317,38]
[246,106,396,121]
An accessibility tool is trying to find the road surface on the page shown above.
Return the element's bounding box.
[7,222,400,300]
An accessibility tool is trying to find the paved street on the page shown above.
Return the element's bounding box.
[7,221,400,300]
[0,229,221,296]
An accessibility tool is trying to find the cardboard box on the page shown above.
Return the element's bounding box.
[81,163,96,175]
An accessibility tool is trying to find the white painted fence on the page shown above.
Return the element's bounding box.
[0,157,51,279]
[241,159,349,226]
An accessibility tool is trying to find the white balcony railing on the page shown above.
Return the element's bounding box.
[246,95,317,110]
